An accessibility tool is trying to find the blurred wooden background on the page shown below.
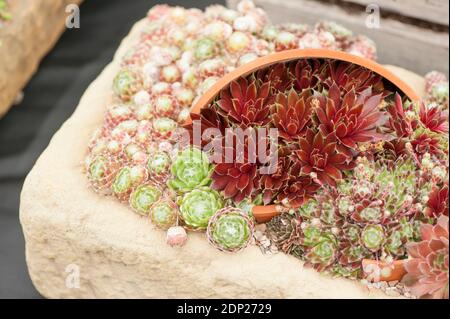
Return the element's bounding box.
[228,0,449,76]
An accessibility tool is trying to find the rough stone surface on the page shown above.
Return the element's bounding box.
[20,19,425,299]
[0,0,83,117]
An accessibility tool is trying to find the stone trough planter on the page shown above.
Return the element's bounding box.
[19,16,427,299]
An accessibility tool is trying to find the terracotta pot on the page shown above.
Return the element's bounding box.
[362,259,407,282]
[189,49,422,223]
[251,205,280,223]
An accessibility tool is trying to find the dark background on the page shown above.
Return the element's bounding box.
[0,0,223,299]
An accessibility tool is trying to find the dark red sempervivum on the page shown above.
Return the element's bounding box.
[258,148,292,205]
[210,135,259,203]
[289,59,323,91]
[419,102,449,134]
[256,63,293,93]
[315,84,387,150]
[425,183,449,218]
[410,133,445,159]
[278,167,319,207]
[387,93,414,138]
[293,128,354,187]
[184,107,228,147]
[271,89,312,141]
[215,77,272,127]
[323,60,385,95]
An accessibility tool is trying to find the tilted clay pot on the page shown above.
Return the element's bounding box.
[189,49,421,224]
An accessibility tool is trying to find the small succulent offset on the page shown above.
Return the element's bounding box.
[207,207,254,252]
[151,118,178,140]
[424,71,449,109]
[147,151,171,184]
[113,68,144,101]
[168,148,213,193]
[150,198,178,229]
[178,187,224,230]
[88,155,120,193]
[403,215,449,299]
[112,166,148,202]
[166,226,188,247]
[129,183,162,215]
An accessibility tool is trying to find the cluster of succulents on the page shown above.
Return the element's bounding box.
[263,79,448,297]
[192,58,389,207]
[85,0,378,247]
[268,156,448,278]
[424,71,449,109]
[381,92,449,164]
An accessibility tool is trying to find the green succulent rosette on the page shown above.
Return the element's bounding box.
[150,201,178,230]
[361,224,385,251]
[112,166,148,200]
[179,187,223,230]
[112,167,133,194]
[168,148,213,193]
[88,155,109,183]
[152,118,177,137]
[87,155,119,192]
[306,239,337,267]
[113,69,136,99]
[194,38,218,61]
[148,151,171,175]
[207,207,254,252]
[129,184,162,215]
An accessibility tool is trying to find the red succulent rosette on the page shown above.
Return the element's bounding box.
[210,133,260,203]
[215,77,272,127]
[257,147,292,205]
[387,93,415,138]
[419,102,449,134]
[291,128,354,187]
[323,60,385,95]
[184,107,229,147]
[271,89,312,141]
[315,84,387,151]
[288,59,323,92]
[255,63,293,93]
[403,215,449,299]
[425,182,449,219]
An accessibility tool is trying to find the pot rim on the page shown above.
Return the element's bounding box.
[189,48,421,121]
